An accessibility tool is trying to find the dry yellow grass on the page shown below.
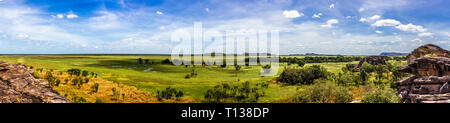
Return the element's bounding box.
[35,70,197,103]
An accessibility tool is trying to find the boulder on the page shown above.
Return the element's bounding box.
[0,62,71,103]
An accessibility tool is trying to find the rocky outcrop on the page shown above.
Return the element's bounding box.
[396,44,450,103]
[356,56,388,68]
[406,44,450,64]
[0,62,70,103]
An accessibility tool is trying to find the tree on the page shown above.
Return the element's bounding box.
[296,60,305,67]
[138,58,143,64]
[360,70,368,82]
[342,64,356,73]
[374,65,387,81]
[277,65,328,85]
[91,83,99,93]
[360,62,374,73]
[144,59,150,64]
[234,65,241,71]
[361,87,400,103]
[293,80,352,103]
[82,70,89,77]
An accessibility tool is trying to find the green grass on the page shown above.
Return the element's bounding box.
[0,55,357,102]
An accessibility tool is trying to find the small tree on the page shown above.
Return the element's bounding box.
[54,79,61,86]
[138,58,143,64]
[91,83,99,93]
[234,65,241,71]
[82,70,89,77]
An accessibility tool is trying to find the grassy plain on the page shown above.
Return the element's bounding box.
[0,55,309,102]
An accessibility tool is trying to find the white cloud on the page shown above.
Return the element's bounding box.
[369,15,381,20]
[66,13,78,19]
[329,4,335,8]
[156,11,164,15]
[15,34,29,39]
[360,18,367,22]
[371,19,401,26]
[418,32,433,37]
[159,26,166,30]
[89,11,121,29]
[375,30,383,34]
[360,15,381,22]
[56,14,64,19]
[395,23,427,33]
[320,19,339,28]
[359,8,365,12]
[205,8,209,12]
[283,10,303,18]
[411,38,423,43]
[312,13,322,18]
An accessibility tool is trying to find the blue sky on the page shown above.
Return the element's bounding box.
[0,0,448,55]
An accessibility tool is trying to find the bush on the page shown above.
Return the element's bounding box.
[277,65,328,85]
[54,79,61,87]
[162,58,172,64]
[156,87,184,101]
[204,82,265,103]
[361,87,400,103]
[293,80,352,103]
[91,83,99,93]
[67,68,81,76]
[95,98,104,103]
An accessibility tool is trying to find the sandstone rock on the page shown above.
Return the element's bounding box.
[356,56,388,68]
[0,62,70,103]
[396,44,450,103]
[406,44,450,64]
[399,57,450,77]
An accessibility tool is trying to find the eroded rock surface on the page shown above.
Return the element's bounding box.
[406,44,450,64]
[397,44,450,103]
[0,62,70,103]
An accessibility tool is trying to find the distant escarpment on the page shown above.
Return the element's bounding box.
[0,62,70,103]
[380,52,409,56]
[396,44,450,103]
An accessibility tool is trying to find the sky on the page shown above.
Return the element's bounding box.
[0,0,449,55]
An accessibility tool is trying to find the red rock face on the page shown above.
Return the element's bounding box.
[397,44,450,103]
[0,62,71,103]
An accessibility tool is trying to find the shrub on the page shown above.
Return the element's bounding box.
[361,87,400,103]
[234,65,241,71]
[91,83,99,93]
[359,62,374,73]
[95,98,104,103]
[162,58,172,64]
[277,65,328,85]
[32,72,40,79]
[54,79,61,87]
[82,70,89,77]
[204,82,265,103]
[156,87,184,101]
[67,68,81,76]
[293,80,352,103]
